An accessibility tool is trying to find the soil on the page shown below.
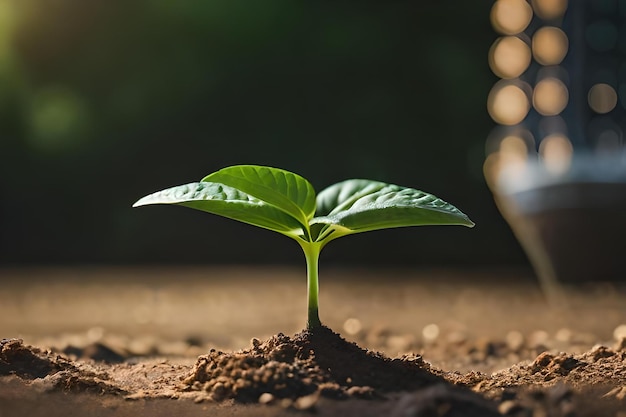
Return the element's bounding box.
[1,267,626,416]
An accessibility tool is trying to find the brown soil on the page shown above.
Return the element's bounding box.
[2,330,626,416]
[2,267,626,416]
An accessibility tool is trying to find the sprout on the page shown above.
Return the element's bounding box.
[134,165,474,329]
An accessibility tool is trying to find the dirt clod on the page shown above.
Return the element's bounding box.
[1,339,65,379]
[530,352,584,377]
[0,339,124,395]
[183,326,446,403]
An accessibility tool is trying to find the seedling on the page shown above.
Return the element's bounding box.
[133,165,474,329]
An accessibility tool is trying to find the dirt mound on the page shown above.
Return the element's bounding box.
[182,326,491,407]
[2,330,501,415]
[1,338,65,379]
[1,338,124,395]
[449,340,626,391]
[3,332,626,416]
[445,339,626,416]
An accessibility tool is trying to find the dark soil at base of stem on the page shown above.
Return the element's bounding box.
[182,325,499,416]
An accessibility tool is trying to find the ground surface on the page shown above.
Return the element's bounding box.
[1,266,626,416]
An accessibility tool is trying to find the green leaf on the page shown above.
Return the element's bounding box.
[312,179,474,240]
[315,179,388,217]
[202,165,316,228]
[133,182,305,236]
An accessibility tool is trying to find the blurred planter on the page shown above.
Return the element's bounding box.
[489,153,626,286]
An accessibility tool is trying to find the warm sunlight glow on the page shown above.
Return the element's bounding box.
[484,131,533,189]
[483,152,501,190]
[532,26,569,66]
[489,36,532,79]
[343,318,362,336]
[27,87,90,152]
[488,81,531,125]
[533,77,568,116]
[499,135,529,177]
[491,0,533,35]
[540,133,573,174]
[588,83,618,114]
[500,135,528,157]
[531,0,568,20]
[0,1,16,68]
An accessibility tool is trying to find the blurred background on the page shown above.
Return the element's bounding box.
[4,0,626,374]
[0,1,522,267]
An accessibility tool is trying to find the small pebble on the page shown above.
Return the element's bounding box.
[343,318,362,336]
[211,382,227,401]
[498,399,523,415]
[294,393,319,410]
[258,392,274,404]
[422,324,440,343]
[279,398,293,408]
[346,385,375,398]
[613,324,626,341]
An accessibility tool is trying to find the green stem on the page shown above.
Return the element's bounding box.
[301,243,322,329]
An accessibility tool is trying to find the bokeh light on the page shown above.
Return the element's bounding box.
[27,87,91,152]
[499,135,530,177]
[533,77,568,116]
[487,1,573,139]
[491,0,534,35]
[539,133,573,174]
[588,116,623,154]
[531,0,568,20]
[588,83,618,114]
[500,134,529,157]
[483,128,534,189]
[595,129,622,153]
[489,36,532,79]
[488,80,531,125]
[532,26,569,66]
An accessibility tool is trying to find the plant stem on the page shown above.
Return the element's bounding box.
[301,243,322,329]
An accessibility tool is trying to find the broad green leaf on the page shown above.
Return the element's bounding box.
[133,182,304,236]
[315,179,388,216]
[312,179,474,239]
[202,165,316,228]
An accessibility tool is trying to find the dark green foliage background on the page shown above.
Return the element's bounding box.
[0,1,525,266]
